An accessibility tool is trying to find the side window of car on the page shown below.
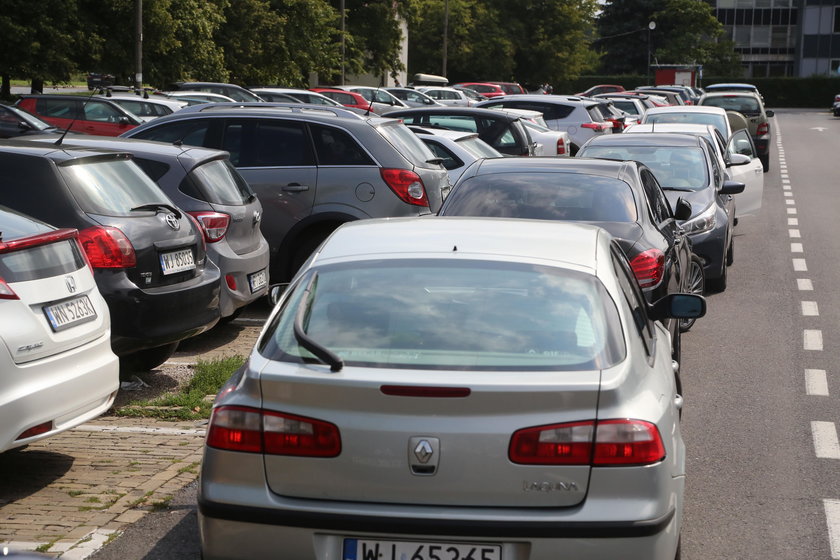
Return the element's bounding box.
[728,129,757,158]
[704,140,723,187]
[132,119,211,148]
[610,244,655,357]
[84,101,121,122]
[423,140,461,171]
[310,124,374,166]
[38,98,79,119]
[640,168,671,224]
[230,120,314,168]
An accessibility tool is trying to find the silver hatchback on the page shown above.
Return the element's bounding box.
[198,217,705,560]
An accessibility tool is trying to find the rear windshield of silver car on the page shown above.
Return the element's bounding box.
[377,122,440,168]
[582,145,709,192]
[259,259,625,370]
[443,172,638,222]
[183,159,255,206]
[59,158,176,216]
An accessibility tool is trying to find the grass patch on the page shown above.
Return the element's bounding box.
[115,355,244,420]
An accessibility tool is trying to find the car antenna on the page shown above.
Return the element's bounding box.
[55,88,99,146]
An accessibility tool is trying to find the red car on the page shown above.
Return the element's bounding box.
[310,88,372,112]
[16,94,142,136]
[575,84,626,97]
[486,81,527,95]
[451,82,506,98]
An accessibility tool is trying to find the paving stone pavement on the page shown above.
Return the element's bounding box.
[0,416,206,559]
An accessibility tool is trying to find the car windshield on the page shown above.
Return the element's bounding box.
[187,159,255,205]
[582,145,708,191]
[260,259,624,370]
[59,158,174,216]
[377,121,439,167]
[701,95,761,115]
[443,172,638,222]
[4,105,53,130]
[645,111,727,137]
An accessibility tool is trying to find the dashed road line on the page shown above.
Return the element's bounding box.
[802,301,819,316]
[804,329,824,351]
[812,421,840,459]
[823,499,840,559]
[798,279,814,290]
[793,258,808,271]
[806,369,829,396]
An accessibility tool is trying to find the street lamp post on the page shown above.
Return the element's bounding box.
[647,21,656,84]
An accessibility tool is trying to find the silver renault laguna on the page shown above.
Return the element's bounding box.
[198,217,705,560]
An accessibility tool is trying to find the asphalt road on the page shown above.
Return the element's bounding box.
[84,108,840,559]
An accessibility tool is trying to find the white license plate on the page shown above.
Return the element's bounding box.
[43,295,97,332]
[343,538,501,560]
[160,248,195,275]
[248,269,267,293]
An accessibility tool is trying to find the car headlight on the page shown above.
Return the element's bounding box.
[681,203,716,235]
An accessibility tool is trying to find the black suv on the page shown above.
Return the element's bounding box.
[122,103,450,284]
[0,140,221,371]
[384,106,536,157]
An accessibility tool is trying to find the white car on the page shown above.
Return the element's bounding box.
[625,122,764,217]
[0,206,119,453]
[408,125,502,184]
[522,119,571,156]
[156,91,237,105]
[250,87,343,107]
[417,86,476,107]
[198,216,705,560]
[96,92,188,121]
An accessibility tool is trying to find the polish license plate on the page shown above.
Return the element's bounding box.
[160,248,195,275]
[43,295,97,332]
[248,268,267,293]
[342,538,501,560]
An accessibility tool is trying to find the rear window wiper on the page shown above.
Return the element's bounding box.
[293,272,344,372]
[129,203,182,218]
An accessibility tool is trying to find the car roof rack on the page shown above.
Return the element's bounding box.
[178,102,363,119]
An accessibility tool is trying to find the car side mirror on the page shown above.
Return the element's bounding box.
[17,121,33,132]
[727,153,751,166]
[268,284,286,306]
[766,109,774,118]
[674,197,692,221]
[648,293,706,321]
[720,180,745,195]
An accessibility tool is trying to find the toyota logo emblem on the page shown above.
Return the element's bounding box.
[164,213,180,230]
[65,276,77,293]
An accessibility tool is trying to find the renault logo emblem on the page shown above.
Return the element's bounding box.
[65,276,77,293]
[408,436,440,476]
[414,440,434,463]
[164,213,180,231]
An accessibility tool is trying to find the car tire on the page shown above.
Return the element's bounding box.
[679,255,704,333]
[291,226,336,276]
[726,238,734,267]
[120,342,180,374]
[759,152,770,173]
[569,143,580,157]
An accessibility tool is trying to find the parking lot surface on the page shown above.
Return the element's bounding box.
[0,302,269,558]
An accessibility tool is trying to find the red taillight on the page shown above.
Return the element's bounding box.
[16,421,53,441]
[756,122,769,136]
[207,405,341,457]
[509,419,665,466]
[188,211,230,243]
[581,122,611,132]
[380,168,429,207]
[629,249,665,289]
[556,137,567,155]
[77,226,136,268]
[0,277,18,300]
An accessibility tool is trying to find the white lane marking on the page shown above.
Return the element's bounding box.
[783,184,791,190]
[784,191,793,197]
[802,301,820,316]
[805,329,824,350]
[788,207,797,214]
[806,369,829,396]
[812,422,840,458]
[786,199,795,205]
[798,279,814,290]
[791,243,803,253]
[789,229,801,238]
[788,217,798,225]
[794,258,808,271]
[823,500,840,559]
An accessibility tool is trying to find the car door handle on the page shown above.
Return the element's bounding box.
[282,184,310,192]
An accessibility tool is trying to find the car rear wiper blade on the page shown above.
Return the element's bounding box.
[129,203,182,218]
[293,272,344,372]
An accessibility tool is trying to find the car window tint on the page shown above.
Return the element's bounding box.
[0,238,85,282]
[583,145,708,191]
[261,259,625,370]
[310,124,374,166]
[186,159,254,205]
[131,119,211,146]
[458,136,501,158]
[84,101,123,122]
[58,159,173,216]
[422,140,461,170]
[225,120,314,167]
[728,129,757,158]
[443,172,637,222]
[376,121,437,167]
[639,168,671,224]
[38,98,78,119]
[702,95,760,115]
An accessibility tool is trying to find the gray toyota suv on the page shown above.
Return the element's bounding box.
[122,103,450,284]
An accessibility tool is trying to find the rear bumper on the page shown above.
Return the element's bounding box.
[208,237,270,318]
[99,267,221,356]
[0,331,118,452]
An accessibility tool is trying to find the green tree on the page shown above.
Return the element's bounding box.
[596,0,663,75]
[0,0,84,97]
[651,0,738,72]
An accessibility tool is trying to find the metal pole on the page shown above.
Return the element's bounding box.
[135,0,143,93]
[442,0,449,77]
[340,0,345,85]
